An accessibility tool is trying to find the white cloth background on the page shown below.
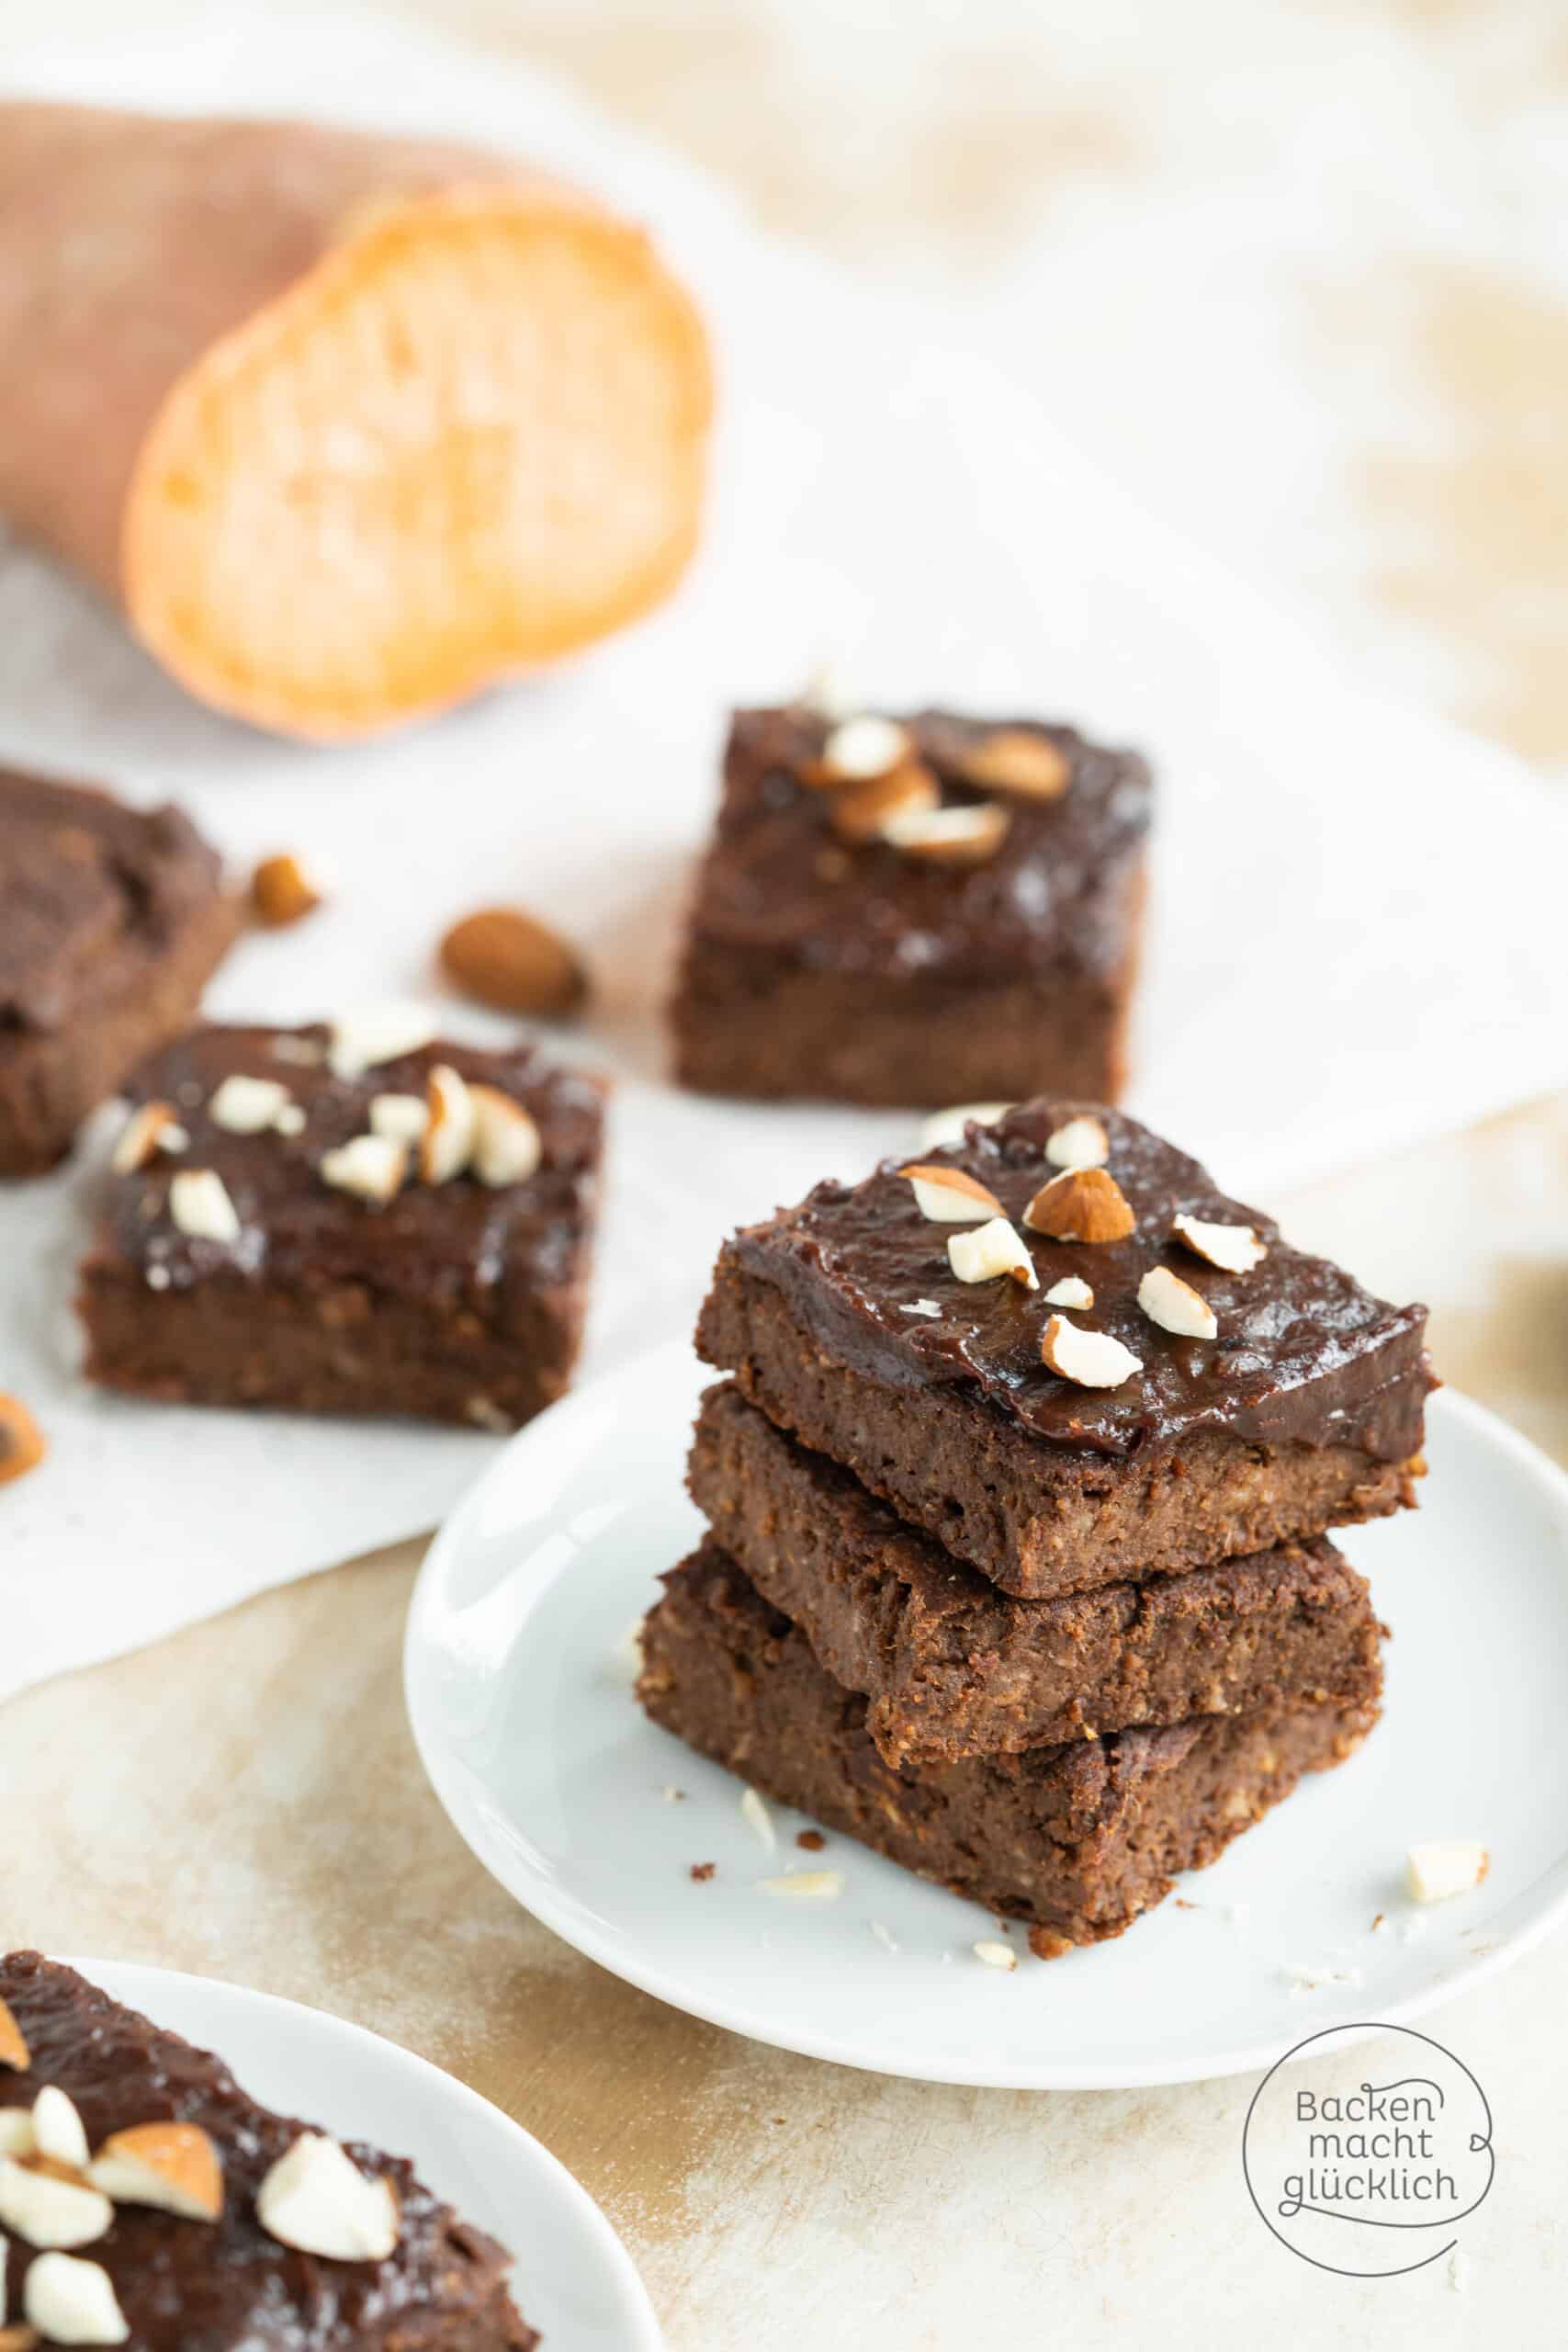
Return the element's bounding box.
[3,6,1567,1702]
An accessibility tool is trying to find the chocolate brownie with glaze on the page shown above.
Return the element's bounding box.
[0,771,240,1176]
[0,1951,536,2348]
[77,1022,603,1427]
[696,1099,1430,1597]
[689,1379,1386,1767]
[637,1544,1383,1958]
[671,705,1149,1106]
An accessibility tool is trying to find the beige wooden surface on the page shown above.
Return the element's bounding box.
[8,5,1568,2345]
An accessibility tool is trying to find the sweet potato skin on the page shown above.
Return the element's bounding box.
[0,105,712,736]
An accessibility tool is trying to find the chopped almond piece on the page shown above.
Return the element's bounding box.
[815,714,909,783]
[1023,1166,1135,1244]
[111,1099,186,1174]
[1405,1841,1490,1903]
[828,761,939,844]
[972,1938,1018,1971]
[88,2122,222,2222]
[1172,1212,1268,1273]
[469,1087,542,1186]
[368,1092,429,1145]
[1044,1115,1110,1170]
[880,800,1010,864]
[947,1218,1038,1288]
[0,1997,29,2072]
[32,2089,87,2170]
[327,1005,437,1080]
[23,2251,128,2345]
[1040,1315,1142,1388]
[419,1063,476,1184]
[168,1169,242,1245]
[0,2157,112,2253]
[953,729,1071,801]
[1138,1264,1217,1339]
[0,1400,46,1489]
[319,1135,407,1206]
[1043,1275,1093,1309]
[897,1163,1005,1222]
[209,1075,292,1134]
[251,853,325,927]
[255,2133,399,2261]
[917,1101,1014,1150]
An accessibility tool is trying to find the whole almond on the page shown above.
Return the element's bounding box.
[0,1398,46,1488]
[252,854,325,927]
[440,909,585,1017]
[1023,1166,1136,1244]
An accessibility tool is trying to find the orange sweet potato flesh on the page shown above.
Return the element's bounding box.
[0,105,713,740]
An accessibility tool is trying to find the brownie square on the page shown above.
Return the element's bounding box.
[0,771,241,1175]
[0,1951,536,2348]
[696,1099,1431,1597]
[637,1545,1382,1958]
[77,1023,604,1427]
[671,706,1150,1106]
[688,1380,1386,1767]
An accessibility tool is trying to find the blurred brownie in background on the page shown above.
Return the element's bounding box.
[0,771,240,1175]
[671,703,1150,1106]
[77,1019,604,1428]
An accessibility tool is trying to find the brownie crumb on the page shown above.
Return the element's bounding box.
[795,1829,826,1852]
[689,1862,716,1883]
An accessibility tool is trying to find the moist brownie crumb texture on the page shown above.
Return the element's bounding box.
[670,705,1151,1106]
[639,1099,1431,1957]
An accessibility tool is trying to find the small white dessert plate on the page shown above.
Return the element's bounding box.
[405,1345,1568,2089]
[62,1959,662,2349]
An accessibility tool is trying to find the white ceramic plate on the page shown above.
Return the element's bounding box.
[63,1960,661,2350]
[405,1345,1568,2088]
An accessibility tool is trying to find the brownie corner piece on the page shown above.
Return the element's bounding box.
[0,768,241,1176]
[671,703,1149,1106]
[77,1022,604,1427]
[0,1950,538,2348]
[694,1097,1430,1596]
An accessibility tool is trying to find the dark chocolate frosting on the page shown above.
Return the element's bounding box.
[0,773,225,1034]
[723,1101,1430,1462]
[686,707,1151,982]
[0,1951,534,2350]
[102,1023,603,1308]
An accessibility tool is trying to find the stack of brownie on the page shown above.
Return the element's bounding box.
[638,1102,1431,1958]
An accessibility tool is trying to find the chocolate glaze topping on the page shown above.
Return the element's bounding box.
[686,707,1151,982]
[0,773,225,1034]
[0,1951,534,2349]
[105,1023,603,1305]
[725,1101,1431,1462]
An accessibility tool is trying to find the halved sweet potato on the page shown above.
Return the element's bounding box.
[0,105,713,740]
